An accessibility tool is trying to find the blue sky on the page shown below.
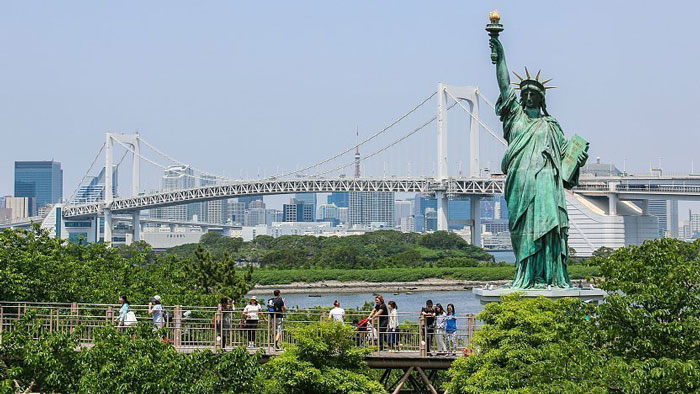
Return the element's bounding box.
[1,1,699,213]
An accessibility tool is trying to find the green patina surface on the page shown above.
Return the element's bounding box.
[489,28,589,289]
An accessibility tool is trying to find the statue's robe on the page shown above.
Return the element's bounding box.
[496,89,578,288]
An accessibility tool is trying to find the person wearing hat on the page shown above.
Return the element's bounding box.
[242,296,266,348]
[148,295,165,329]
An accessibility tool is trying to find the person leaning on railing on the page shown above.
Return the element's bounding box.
[366,295,389,351]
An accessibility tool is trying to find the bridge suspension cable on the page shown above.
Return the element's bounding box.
[313,100,459,177]
[448,90,507,146]
[275,91,438,178]
[67,142,106,203]
[137,136,233,181]
[110,138,224,185]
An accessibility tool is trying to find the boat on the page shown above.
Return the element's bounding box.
[308,294,322,298]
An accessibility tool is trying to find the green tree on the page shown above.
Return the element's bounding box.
[596,239,700,361]
[446,239,700,393]
[257,322,385,393]
[445,295,606,394]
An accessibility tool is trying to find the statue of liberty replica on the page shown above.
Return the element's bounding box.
[487,11,589,289]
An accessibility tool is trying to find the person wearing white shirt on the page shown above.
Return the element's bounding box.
[243,296,266,348]
[328,300,345,323]
[387,301,399,350]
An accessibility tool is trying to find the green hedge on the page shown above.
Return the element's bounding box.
[252,265,600,285]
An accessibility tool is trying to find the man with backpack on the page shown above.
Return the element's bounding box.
[268,290,286,350]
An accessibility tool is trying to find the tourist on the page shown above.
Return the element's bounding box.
[367,295,389,350]
[148,295,165,329]
[420,299,436,355]
[387,301,399,350]
[445,304,458,355]
[434,303,447,354]
[242,296,266,348]
[270,290,286,349]
[115,295,130,328]
[216,297,233,346]
[328,300,345,323]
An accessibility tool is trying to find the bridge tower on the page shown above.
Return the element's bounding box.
[437,84,482,246]
[104,132,141,245]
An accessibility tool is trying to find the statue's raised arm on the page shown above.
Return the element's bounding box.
[489,37,511,101]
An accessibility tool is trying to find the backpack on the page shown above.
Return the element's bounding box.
[267,298,275,313]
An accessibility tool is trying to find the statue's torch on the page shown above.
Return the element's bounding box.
[485,10,504,64]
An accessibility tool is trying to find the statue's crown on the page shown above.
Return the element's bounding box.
[512,67,556,95]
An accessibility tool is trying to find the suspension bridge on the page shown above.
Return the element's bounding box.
[3,83,700,251]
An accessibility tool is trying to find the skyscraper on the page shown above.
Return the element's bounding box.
[14,160,63,215]
[73,166,118,203]
[283,198,314,222]
[294,193,316,221]
[327,192,349,208]
[394,200,413,227]
[648,200,668,238]
[238,196,262,209]
[348,191,394,226]
[150,165,195,221]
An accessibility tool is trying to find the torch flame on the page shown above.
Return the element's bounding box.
[489,10,501,24]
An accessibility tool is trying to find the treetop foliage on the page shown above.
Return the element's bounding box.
[446,238,700,393]
[0,226,253,305]
[168,230,495,269]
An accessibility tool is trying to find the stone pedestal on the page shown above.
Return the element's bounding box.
[473,286,607,305]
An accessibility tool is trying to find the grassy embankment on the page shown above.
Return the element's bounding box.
[252,265,600,285]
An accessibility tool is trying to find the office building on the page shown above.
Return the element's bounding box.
[690,211,700,238]
[581,157,623,177]
[3,196,35,220]
[647,200,668,238]
[337,207,349,224]
[73,166,118,203]
[283,198,314,222]
[294,193,316,221]
[14,160,63,215]
[317,203,339,221]
[424,208,437,231]
[0,208,11,224]
[414,194,437,217]
[245,207,268,226]
[348,191,394,226]
[266,209,283,225]
[239,196,262,209]
[394,200,413,227]
[400,216,416,233]
[327,192,349,208]
[150,165,195,221]
[228,201,246,224]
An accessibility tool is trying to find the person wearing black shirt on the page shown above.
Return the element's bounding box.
[272,290,286,349]
[420,299,436,355]
[367,294,389,350]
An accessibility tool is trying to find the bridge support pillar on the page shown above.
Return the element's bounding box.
[471,197,481,247]
[436,191,448,231]
[132,212,140,242]
[608,194,618,216]
[104,209,112,244]
[94,215,100,243]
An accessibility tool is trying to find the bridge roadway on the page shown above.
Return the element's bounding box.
[61,174,700,219]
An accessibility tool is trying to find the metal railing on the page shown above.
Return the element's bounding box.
[0,301,476,357]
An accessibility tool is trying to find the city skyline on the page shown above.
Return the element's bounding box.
[1,3,700,196]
